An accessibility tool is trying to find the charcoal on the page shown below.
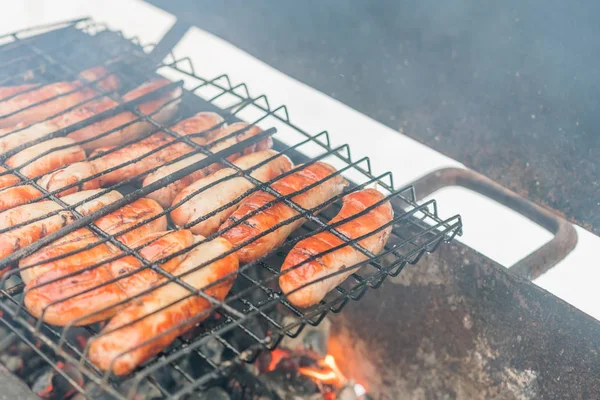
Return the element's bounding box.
[336,384,360,400]
[0,352,23,373]
[280,317,331,357]
[199,336,226,366]
[170,351,210,381]
[232,316,271,353]
[301,330,328,357]
[255,350,273,374]
[228,367,283,400]
[72,382,117,400]
[120,377,164,400]
[186,387,231,400]
[31,363,84,399]
[261,369,320,399]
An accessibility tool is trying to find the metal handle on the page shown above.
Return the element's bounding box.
[149,19,191,61]
[409,167,577,280]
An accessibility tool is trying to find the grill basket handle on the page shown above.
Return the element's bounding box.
[410,167,577,280]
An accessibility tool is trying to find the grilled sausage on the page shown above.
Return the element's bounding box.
[221,162,348,263]
[0,78,179,155]
[0,84,37,102]
[24,230,194,326]
[279,189,393,308]
[35,161,99,197]
[5,137,85,181]
[0,166,20,188]
[0,189,122,267]
[88,236,238,375]
[68,78,182,151]
[36,112,224,196]
[143,122,273,207]
[171,150,294,236]
[19,197,167,284]
[0,185,43,212]
[94,112,225,186]
[0,66,120,128]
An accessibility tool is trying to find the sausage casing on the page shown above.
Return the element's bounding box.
[0,185,43,212]
[0,78,177,155]
[68,78,182,151]
[221,162,348,263]
[0,166,21,189]
[36,112,223,196]
[88,236,238,375]
[6,137,85,180]
[0,190,122,266]
[19,197,167,284]
[143,122,274,207]
[279,189,393,308]
[24,230,194,326]
[171,150,294,236]
[0,66,119,128]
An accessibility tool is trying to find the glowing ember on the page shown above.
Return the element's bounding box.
[298,355,346,387]
[267,349,290,371]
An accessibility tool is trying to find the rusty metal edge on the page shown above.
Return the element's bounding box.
[410,167,578,280]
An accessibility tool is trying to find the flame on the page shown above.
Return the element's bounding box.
[298,355,346,387]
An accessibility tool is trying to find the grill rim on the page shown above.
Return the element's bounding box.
[0,18,462,399]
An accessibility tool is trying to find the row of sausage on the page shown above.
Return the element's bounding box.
[0,67,394,375]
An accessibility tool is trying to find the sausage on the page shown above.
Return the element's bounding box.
[0,78,178,155]
[36,112,225,195]
[141,153,207,208]
[35,161,99,197]
[221,162,348,263]
[0,166,20,188]
[143,122,273,207]
[0,66,120,128]
[19,197,167,284]
[68,78,182,151]
[24,229,194,326]
[171,150,294,236]
[279,189,393,308]
[0,189,122,267]
[5,137,85,180]
[201,122,274,174]
[0,185,43,212]
[0,84,37,102]
[95,112,225,186]
[88,236,238,375]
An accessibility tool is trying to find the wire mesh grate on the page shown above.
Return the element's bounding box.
[0,18,462,399]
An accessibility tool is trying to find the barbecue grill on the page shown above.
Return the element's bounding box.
[0,18,462,399]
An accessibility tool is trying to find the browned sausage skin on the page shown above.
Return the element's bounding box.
[0,78,179,156]
[19,197,167,284]
[221,162,348,264]
[24,229,194,326]
[170,150,294,236]
[36,112,224,196]
[279,189,393,308]
[0,190,123,268]
[68,78,182,151]
[0,66,120,129]
[4,137,86,183]
[88,236,239,376]
[0,166,21,189]
[0,185,43,212]
[142,122,272,207]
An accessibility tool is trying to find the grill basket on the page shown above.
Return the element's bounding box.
[0,18,462,399]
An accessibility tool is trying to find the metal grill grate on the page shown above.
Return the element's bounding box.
[0,18,462,399]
